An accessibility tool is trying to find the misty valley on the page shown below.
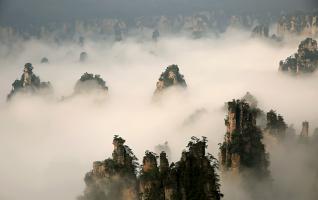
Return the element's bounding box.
[0,1,318,200]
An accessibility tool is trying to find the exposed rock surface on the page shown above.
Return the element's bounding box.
[250,25,282,42]
[0,10,270,42]
[154,65,187,95]
[154,142,171,159]
[3,10,318,43]
[277,13,318,37]
[139,137,223,200]
[228,15,253,30]
[219,99,270,179]
[7,63,52,100]
[79,136,138,200]
[279,38,318,74]
[300,121,309,137]
[79,136,222,200]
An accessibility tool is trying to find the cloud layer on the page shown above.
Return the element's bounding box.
[0,31,318,199]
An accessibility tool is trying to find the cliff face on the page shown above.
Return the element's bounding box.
[79,136,139,200]
[219,100,270,179]
[7,63,52,100]
[175,137,222,200]
[279,38,318,74]
[138,151,163,200]
[73,72,108,95]
[80,136,222,200]
[277,14,318,37]
[139,138,222,200]
[154,65,187,95]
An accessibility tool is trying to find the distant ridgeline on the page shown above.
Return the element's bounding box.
[219,99,270,179]
[0,12,261,42]
[7,63,52,100]
[79,135,223,200]
[277,13,318,37]
[247,11,318,40]
[154,65,187,95]
[279,38,318,74]
[2,10,318,42]
[73,72,108,95]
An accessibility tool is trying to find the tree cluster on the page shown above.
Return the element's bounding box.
[79,135,222,200]
[279,38,318,73]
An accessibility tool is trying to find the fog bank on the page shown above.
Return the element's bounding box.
[0,30,318,199]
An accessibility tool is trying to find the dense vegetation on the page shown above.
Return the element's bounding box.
[220,100,270,179]
[279,38,318,73]
[79,135,222,200]
[265,110,288,140]
[154,65,187,94]
[74,72,108,95]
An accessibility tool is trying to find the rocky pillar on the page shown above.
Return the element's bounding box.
[300,121,309,137]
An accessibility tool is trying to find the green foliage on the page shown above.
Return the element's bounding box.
[74,72,108,94]
[7,63,52,100]
[221,99,270,179]
[279,38,318,73]
[178,136,223,200]
[81,135,222,200]
[80,135,139,200]
[266,110,287,139]
[79,73,108,89]
[113,135,125,145]
[158,65,187,88]
[230,130,241,153]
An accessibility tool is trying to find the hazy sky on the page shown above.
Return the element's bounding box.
[0,0,316,26]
